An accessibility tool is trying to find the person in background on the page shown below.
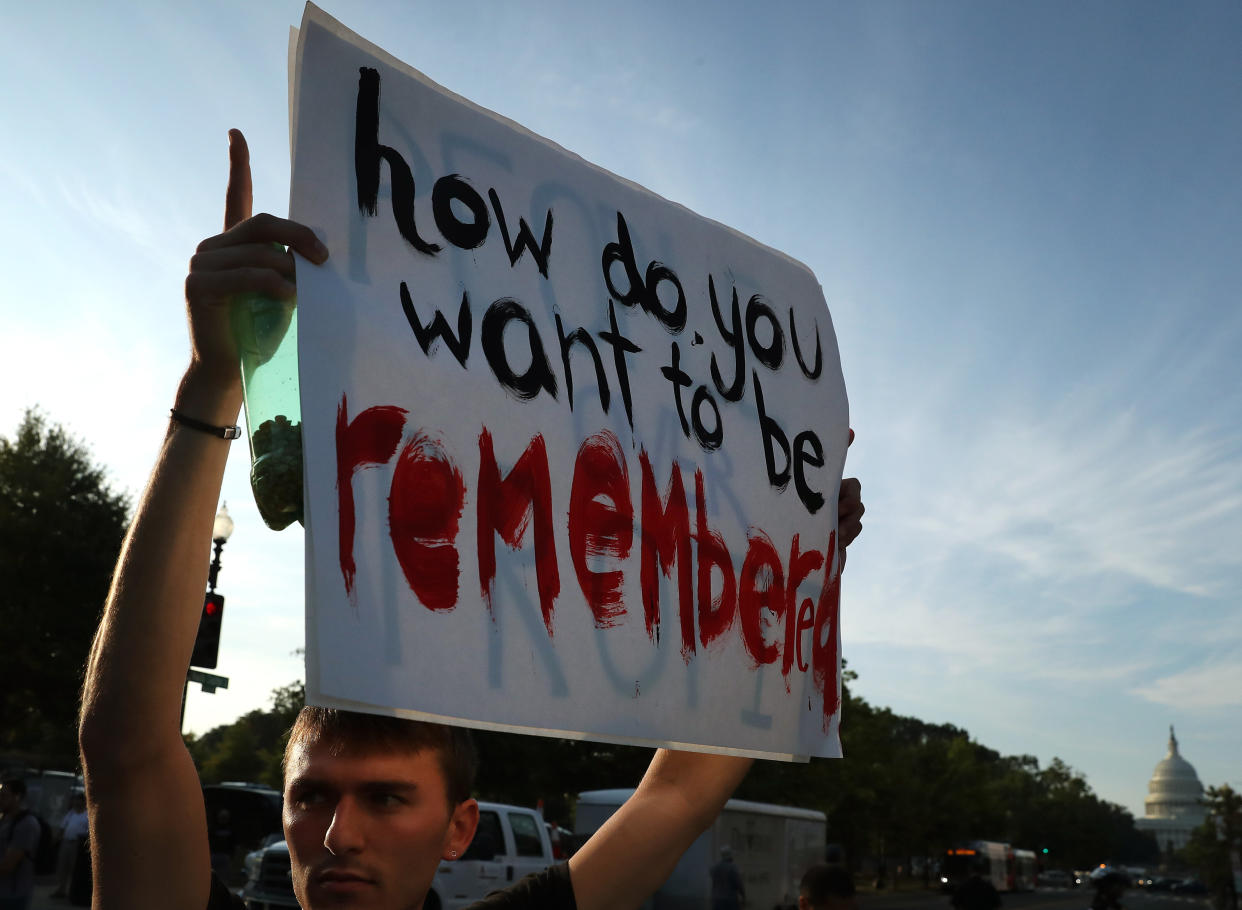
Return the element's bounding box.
[798,863,857,910]
[1090,872,1127,910]
[207,809,236,881]
[0,779,41,910]
[710,845,746,910]
[50,792,88,899]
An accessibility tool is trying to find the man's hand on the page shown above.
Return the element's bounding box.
[838,476,863,573]
[182,130,327,386]
[836,425,864,573]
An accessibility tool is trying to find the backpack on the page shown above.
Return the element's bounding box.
[13,810,57,877]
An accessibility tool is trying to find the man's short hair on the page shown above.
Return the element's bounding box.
[800,864,855,905]
[283,707,477,806]
[1,778,27,799]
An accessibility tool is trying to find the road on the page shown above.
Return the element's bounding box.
[859,886,1211,910]
[27,879,1214,910]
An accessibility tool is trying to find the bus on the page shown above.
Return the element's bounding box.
[941,841,1037,893]
[1010,848,1037,891]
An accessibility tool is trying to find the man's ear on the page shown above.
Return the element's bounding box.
[444,798,479,859]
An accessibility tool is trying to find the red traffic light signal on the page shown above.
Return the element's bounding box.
[191,593,225,669]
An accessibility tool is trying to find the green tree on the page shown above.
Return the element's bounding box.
[200,720,265,783]
[0,409,129,766]
[1185,785,1242,909]
[473,732,649,826]
[261,675,307,784]
[188,677,307,789]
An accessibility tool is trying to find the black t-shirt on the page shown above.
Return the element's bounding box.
[209,825,237,856]
[951,876,1002,910]
[207,862,577,910]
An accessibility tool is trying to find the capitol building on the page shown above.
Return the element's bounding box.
[1136,726,1207,852]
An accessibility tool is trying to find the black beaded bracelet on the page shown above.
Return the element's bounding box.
[169,408,242,440]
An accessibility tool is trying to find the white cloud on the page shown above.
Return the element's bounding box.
[57,177,164,259]
[843,573,1168,688]
[0,157,48,207]
[903,386,1242,600]
[1131,658,1242,710]
[837,338,1242,700]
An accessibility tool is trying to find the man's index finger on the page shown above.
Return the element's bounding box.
[224,129,253,231]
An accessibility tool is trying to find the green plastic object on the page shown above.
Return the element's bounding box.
[233,295,303,530]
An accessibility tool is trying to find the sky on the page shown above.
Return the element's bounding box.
[2,1,1239,821]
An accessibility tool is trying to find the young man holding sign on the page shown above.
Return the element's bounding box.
[78,132,864,910]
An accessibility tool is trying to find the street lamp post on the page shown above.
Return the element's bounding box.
[181,503,235,733]
[207,503,235,594]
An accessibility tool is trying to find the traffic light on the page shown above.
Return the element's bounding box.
[191,593,225,669]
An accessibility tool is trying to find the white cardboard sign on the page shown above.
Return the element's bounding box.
[291,4,849,760]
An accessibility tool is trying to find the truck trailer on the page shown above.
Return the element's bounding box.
[575,789,826,910]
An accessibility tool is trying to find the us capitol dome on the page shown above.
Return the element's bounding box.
[1135,726,1207,851]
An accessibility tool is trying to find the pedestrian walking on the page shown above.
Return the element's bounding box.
[710,846,746,910]
[0,779,41,910]
[51,793,88,899]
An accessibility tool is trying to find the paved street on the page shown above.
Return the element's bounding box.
[28,881,72,910]
[858,886,1211,910]
[25,879,1215,910]
[28,879,88,910]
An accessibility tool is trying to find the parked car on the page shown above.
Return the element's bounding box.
[1039,870,1074,888]
[202,782,283,857]
[545,822,575,860]
[1172,879,1208,895]
[242,800,555,910]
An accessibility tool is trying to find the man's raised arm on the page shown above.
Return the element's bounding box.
[77,130,327,910]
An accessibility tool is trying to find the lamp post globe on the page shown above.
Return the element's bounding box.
[213,502,235,544]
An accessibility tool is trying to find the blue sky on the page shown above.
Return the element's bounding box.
[2,1,1238,820]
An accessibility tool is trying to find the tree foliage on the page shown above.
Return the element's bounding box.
[0,409,130,766]
[472,731,649,827]
[187,679,305,788]
[1185,785,1242,906]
